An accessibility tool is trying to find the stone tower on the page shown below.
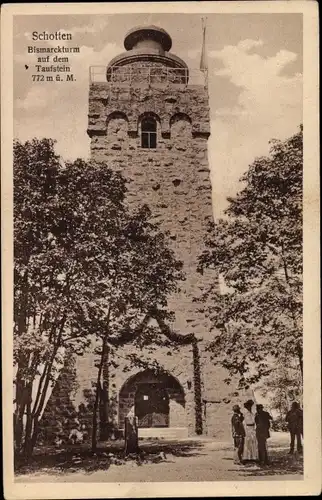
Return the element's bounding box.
[80,25,242,439]
[88,25,213,335]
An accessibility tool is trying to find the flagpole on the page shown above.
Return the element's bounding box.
[200,16,208,88]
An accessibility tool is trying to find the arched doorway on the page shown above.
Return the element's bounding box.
[119,369,186,431]
[135,383,169,428]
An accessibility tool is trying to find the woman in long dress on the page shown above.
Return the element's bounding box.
[243,400,258,461]
[124,407,139,456]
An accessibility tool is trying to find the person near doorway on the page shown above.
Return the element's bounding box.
[255,404,273,465]
[124,406,139,456]
[285,402,303,454]
[243,399,258,461]
[231,404,245,464]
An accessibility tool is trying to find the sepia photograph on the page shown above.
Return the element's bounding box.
[1,1,320,498]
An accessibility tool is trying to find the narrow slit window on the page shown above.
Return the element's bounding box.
[141,117,157,149]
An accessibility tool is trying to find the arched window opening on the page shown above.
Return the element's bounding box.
[107,111,128,138]
[170,113,192,139]
[141,117,157,149]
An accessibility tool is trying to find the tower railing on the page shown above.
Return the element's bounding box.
[89,66,208,88]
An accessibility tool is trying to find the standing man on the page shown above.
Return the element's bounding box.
[285,402,303,454]
[231,404,245,465]
[255,404,273,465]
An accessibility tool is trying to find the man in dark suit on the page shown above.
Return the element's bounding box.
[255,404,273,465]
[285,402,303,454]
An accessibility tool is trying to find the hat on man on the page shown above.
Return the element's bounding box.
[233,404,240,412]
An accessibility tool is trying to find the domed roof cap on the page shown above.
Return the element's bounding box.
[124,25,172,52]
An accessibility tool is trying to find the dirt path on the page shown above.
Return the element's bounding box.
[15,432,303,483]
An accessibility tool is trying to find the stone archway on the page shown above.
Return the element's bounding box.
[135,383,169,428]
[119,369,186,433]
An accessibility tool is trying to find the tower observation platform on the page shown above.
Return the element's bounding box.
[89,25,207,87]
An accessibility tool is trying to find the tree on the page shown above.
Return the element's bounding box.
[13,138,184,457]
[14,138,72,457]
[86,206,185,451]
[256,356,302,422]
[198,126,303,388]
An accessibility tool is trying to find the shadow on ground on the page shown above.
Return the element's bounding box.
[230,449,303,478]
[15,439,205,476]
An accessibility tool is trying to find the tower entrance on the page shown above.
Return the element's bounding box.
[135,383,169,428]
[119,369,186,435]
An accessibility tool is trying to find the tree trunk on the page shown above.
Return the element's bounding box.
[29,417,40,457]
[192,338,203,435]
[14,353,30,453]
[14,409,25,455]
[23,346,61,457]
[22,384,33,456]
[92,338,108,453]
[297,343,303,380]
[14,269,30,452]
[100,347,110,441]
[31,321,65,426]
[92,382,100,452]
[14,389,26,454]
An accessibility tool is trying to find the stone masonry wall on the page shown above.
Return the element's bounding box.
[198,342,253,439]
[71,341,196,437]
[84,77,233,438]
[88,83,216,338]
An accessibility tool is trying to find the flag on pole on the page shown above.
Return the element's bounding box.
[200,17,208,71]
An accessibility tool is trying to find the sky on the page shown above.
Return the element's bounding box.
[13,13,303,217]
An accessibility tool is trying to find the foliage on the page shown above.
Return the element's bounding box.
[270,418,289,433]
[14,138,184,457]
[257,356,302,421]
[38,355,79,445]
[198,126,303,388]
